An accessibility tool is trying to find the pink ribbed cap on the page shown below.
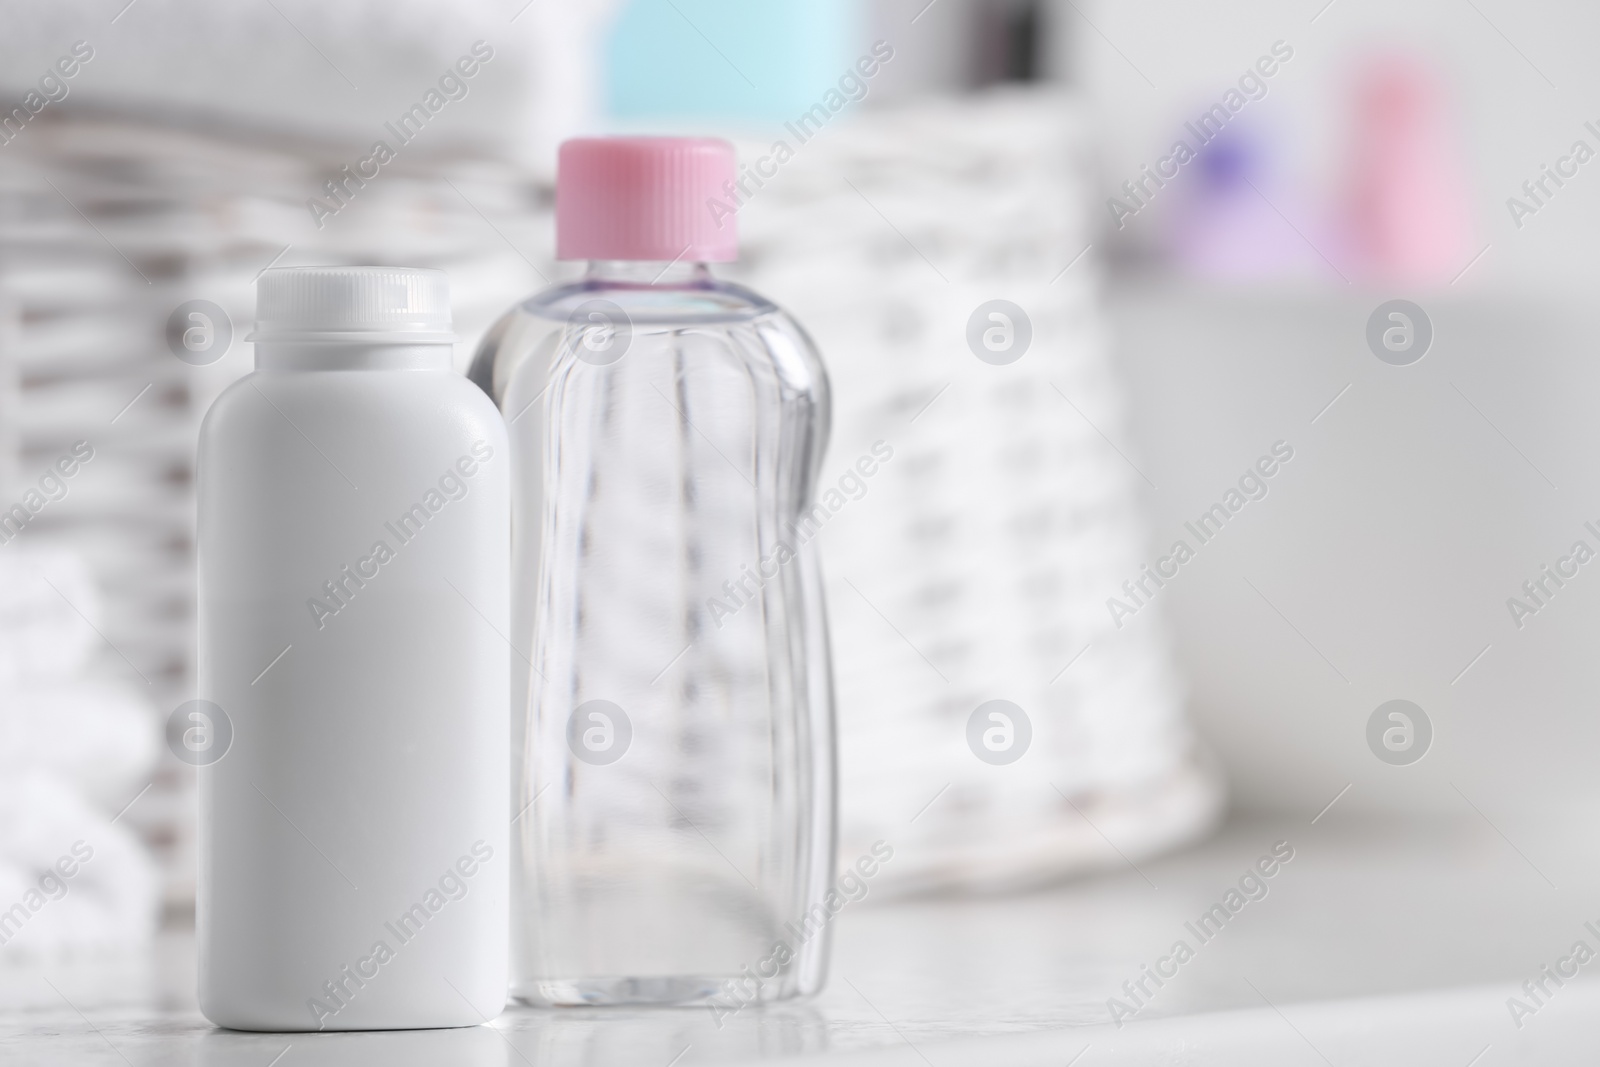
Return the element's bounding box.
[557,137,738,263]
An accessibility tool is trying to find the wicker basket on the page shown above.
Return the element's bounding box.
[0,87,1219,908]
[0,111,548,912]
[728,88,1223,893]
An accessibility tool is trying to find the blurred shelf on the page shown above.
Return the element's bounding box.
[0,812,1590,1064]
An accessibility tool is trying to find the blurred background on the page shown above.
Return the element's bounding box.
[5,0,1600,1060]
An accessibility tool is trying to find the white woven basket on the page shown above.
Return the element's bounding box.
[0,112,548,911]
[729,88,1223,894]
[1,88,1220,906]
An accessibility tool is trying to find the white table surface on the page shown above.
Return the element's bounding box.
[3,812,1597,1065]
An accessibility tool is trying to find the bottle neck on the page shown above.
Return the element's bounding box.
[582,260,714,286]
[253,342,454,372]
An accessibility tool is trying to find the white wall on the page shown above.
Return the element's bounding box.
[1065,0,1600,816]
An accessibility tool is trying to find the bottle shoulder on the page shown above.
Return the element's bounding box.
[472,278,828,409]
[201,368,506,448]
[515,275,780,327]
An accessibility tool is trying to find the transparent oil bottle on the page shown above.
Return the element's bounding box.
[470,138,837,1007]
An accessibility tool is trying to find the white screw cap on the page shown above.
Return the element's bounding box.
[250,266,455,344]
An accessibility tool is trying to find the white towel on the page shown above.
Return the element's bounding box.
[0,769,159,960]
[0,0,621,170]
[0,546,100,686]
[0,545,161,958]
[0,678,158,813]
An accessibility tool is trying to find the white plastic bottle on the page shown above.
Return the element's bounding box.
[196,266,510,1031]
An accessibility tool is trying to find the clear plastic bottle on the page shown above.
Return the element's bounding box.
[469,138,837,1008]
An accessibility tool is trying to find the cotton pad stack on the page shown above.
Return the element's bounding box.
[730,88,1224,893]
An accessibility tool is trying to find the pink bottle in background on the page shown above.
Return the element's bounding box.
[1342,55,1473,285]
